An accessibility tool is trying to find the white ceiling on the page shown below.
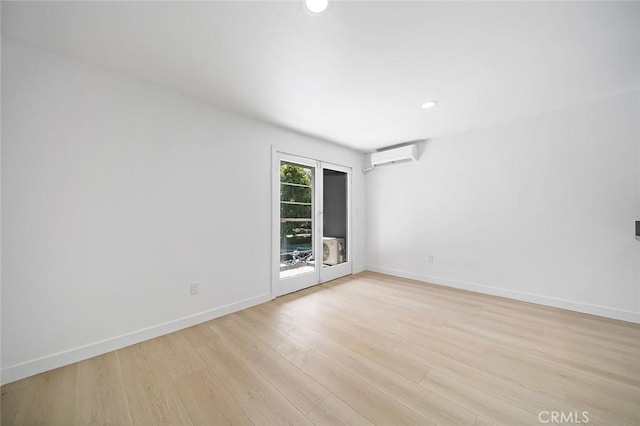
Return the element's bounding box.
[2,1,639,151]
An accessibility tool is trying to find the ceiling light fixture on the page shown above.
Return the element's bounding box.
[305,0,329,14]
[421,101,438,109]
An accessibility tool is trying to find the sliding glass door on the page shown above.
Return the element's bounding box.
[273,151,351,297]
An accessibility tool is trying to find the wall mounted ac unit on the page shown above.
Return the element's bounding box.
[370,144,418,168]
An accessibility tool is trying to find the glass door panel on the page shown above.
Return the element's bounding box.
[322,169,348,266]
[320,163,352,283]
[280,162,315,279]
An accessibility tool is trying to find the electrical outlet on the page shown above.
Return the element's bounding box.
[428,255,434,263]
[190,282,199,295]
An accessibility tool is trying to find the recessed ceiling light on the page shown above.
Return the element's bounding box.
[305,0,329,14]
[421,101,438,109]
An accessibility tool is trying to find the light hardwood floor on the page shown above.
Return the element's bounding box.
[2,272,639,425]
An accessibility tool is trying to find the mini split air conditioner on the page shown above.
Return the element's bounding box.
[323,237,345,265]
[370,144,418,168]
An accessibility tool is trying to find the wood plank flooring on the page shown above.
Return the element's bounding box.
[2,271,639,425]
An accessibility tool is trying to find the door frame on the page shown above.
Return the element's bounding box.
[271,147,353,299]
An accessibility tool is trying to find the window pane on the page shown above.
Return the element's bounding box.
[281,185,311,203]
[281,203,312,219]
[280,162,315,278]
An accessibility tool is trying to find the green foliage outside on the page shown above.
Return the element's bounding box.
[280,164,312,247]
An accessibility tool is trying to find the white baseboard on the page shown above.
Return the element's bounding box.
[352,265,366,274]
[1,293,271,385]
[366,265,640,324]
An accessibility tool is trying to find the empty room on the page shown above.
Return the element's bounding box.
[1,1,639,425]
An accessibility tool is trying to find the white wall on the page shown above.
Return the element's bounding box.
[1,39,366,384]
[366,91,640,323]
